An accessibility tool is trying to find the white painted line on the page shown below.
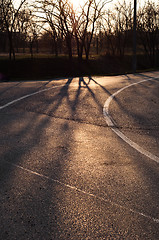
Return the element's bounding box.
[0,83,67,110]
[1,77,159,224]
[3,159,159,223]
[103,78,159,164]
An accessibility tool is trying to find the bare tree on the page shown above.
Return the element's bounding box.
[104,9,117,56]
[34,0,60,56]
[71,0,107,60]
[58,0,74,60]
[71,0,93,60]
[14,9,31,53]
[0,0,27,59]
[0,1,6,31]
[34,0,74,60]
[27,18,42,58]
[84,0,107,60]
[104,0,133,57]
[0,2,7,52]
[137,1,159,66]
[34,0,108,60]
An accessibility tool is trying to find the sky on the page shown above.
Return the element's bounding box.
[14,0,158,11]
[108,0,157,7]
[71,0,158,9]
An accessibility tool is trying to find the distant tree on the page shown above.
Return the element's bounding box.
[34,0,60,56]
[14,9,31,53]
[34,0,74,59]
[137,1,159,66]
[104,0,133,57]
[72,0,107,60]
[84,0,107,60]
[27,19,42,58]
[114,1,133,56]
[0,2,7,52]
[34,0,108,60]
[71,0,93,60]
[38,31,52,50]
[0,0,27,59]
[0,1,6,32]
[58,0,74,60]
[104,9,117,56]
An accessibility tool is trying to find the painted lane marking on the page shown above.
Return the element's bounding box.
[3,160,159,223]
[1,77,159,224]
[103,78,159,164]
[0,83,68,110]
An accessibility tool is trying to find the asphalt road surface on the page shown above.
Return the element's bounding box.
[0,72,159,240]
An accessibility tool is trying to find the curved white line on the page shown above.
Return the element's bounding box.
[103,78,159,164]
[1,77,159,223]
[0,83,67,110]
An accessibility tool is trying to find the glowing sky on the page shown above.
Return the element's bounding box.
[70,0,158,10]
[14,0,158,11]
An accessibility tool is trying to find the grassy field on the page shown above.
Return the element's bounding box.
[0,54,158,81]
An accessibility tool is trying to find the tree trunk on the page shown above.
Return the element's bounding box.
[30,42,33,59]
[66,35,72,61]
[8,31,15,60]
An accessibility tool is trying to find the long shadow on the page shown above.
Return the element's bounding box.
[45,77,73,114]
[138,72,159,81]
[1,75,159,239]
[0,82,21,95]
[0,93,74,238]
[100,72,159,130]
[78,77,103,109]
[24,76,113,126]
[0,78,74,238]
[88,76,112,94]
[1,75,113,185]
[118,78,159,129]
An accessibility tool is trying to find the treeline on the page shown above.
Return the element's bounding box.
[0,0,159,66]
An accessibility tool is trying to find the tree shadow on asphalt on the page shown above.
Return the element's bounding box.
[0,75,159,239]
[109,72,159,131]
[103,73,159,216]
[0,82,21,95]
[16,76,113,127]
[0,76,114,239]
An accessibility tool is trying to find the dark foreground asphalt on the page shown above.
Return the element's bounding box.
[0,72,159,239]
